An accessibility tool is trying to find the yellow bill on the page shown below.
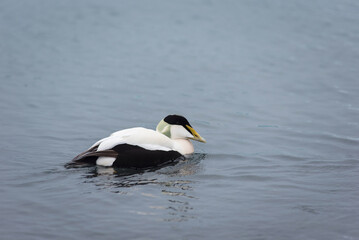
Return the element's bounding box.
[186,125,206,143]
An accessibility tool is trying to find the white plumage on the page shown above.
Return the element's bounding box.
[71,115,206,168]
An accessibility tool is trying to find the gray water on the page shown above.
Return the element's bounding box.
[1,0,359,239]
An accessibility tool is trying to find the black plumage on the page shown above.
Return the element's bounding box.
[70,144,182,169]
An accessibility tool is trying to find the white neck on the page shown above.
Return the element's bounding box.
[172,139,194,155]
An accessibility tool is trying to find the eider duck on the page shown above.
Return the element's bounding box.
[71,115,206,168]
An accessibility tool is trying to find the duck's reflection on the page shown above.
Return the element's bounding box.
[82,153,205,179]
[79,153,206,222]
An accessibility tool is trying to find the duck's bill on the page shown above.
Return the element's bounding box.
[186,125,206,143]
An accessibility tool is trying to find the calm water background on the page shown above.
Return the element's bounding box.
[1,0,359,239]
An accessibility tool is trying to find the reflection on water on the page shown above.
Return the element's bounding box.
[77,153,206,222]
[80,153,206,179]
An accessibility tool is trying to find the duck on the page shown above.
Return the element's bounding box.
[70,115,206,168]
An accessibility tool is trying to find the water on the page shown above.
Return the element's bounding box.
[1,0,359,239]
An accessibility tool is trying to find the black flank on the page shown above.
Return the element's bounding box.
[69,144,182,169]
[112,144,182,168]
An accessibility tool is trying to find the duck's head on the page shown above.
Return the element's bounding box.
[156,115,206,143]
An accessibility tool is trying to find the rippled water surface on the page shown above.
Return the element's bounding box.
[1,1,359,239]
